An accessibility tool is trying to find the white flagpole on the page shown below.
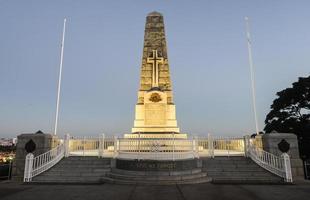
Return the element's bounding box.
[54,18,67,136]
[245,17,259,135]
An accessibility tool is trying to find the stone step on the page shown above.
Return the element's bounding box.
[202,156,284,183]
[32,156,284,184]
[37,171,109,177]
[60,159,110,162]
[201,157,249,161]
[46,168,110,173]
[203,160,253,164]
[63,156,110,160]
[32,157,112,183]
[203,165,262,169]
[58,160,110,165]
[61,158,110,160]
[55,164,110,168]
[33,176,102,183]
[207,173,279,179]
[111,168,202,176]
[101,175,212,185]
[204,167,265,172]
[211,177,285,184]
[106,171,207,181]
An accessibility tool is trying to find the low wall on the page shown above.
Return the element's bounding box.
[262,133,304,180]
[11,133,59,181]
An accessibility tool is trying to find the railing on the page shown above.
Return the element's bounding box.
[66,134,246,158]
[117,138,199,160]
[198,135,245,157]
[23,133,293,183]
[68,135,115,157]
[246,137,292,182]
[118,151,197,160]
[24,143,65,182]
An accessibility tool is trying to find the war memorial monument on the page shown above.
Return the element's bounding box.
[9,11,305,188]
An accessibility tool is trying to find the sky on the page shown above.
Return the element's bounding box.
[0,0,309,138]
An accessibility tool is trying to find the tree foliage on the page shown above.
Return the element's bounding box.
[264,75,310,137]
[264,75,310,159]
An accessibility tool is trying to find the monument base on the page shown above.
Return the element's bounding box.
[114,158,201,171]
[124,133,188,139]
[104,158,210,185]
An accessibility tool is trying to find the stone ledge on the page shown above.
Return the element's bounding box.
[115,158,201,171]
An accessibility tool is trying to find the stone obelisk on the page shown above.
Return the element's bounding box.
[132,11,180,134]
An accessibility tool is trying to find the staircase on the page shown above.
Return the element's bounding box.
[32,157,111,183]
[32,156,285,184]
[102,168,211,185]
[202,157,284,184]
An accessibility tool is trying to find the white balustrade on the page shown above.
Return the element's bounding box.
[23,133,293,183]
[65,135,246,158]
[198,136,245,157]
[247,140,292,182]
[24,143,65,182]
[116,137,198,160]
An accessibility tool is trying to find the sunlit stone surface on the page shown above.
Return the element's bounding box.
[131,11,180,134]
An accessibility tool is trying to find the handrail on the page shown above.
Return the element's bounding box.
[117,151,198,160]
[24,143,65,182]
[247,142,292,182]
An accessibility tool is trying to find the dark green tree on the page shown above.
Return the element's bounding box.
[264,75,310,158]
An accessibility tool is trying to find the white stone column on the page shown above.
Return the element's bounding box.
[282,153,293,182]
[64,134,70,157]
[208,134,214,158]
[171,133,174,160]
[98,133,105,158]
[23,153,34,182]
[195,136,199,158]
[113,135,118,158]
[243,135,250,157]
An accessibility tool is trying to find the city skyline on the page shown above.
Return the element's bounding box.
[1,1,310,137]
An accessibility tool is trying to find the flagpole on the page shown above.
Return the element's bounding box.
[245,17,259,135]
[54,18,67,136]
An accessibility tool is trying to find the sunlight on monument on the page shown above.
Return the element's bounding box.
[120,11,193,160]
[15,11,302,188]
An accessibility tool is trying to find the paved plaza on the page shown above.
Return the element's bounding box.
[1,181,310,200]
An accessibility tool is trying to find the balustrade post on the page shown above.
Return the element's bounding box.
[172,132,175,161]
[138,132,141,160]
[113,135,118,158]
[191,136,194,158]
[243,135,250,157]
[64,133,70,157]
[281,153,293,182]
[208,134,214,158]
[23,153,34,182]
[83,136,86,157]
[99,133,105,157]
[195,136,199,158]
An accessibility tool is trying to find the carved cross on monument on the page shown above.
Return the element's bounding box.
[147,50,164,87]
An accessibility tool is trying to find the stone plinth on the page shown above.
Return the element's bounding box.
[124,133,187,139]
[12,133,59,181]
[262,133,304,180]
[114,158,201,172]
[132,89,179,133]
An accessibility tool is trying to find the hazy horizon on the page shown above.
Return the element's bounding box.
[1,1,309,138]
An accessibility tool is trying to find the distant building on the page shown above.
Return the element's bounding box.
[0,138,16,146]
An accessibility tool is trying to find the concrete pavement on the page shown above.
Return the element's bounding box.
[1,181,309,200]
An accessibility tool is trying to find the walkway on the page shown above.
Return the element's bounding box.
[1,181,309,200]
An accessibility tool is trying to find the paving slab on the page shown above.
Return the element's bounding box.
[1,181,310,200]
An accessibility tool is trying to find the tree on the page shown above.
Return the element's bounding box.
[264,75,310,159]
